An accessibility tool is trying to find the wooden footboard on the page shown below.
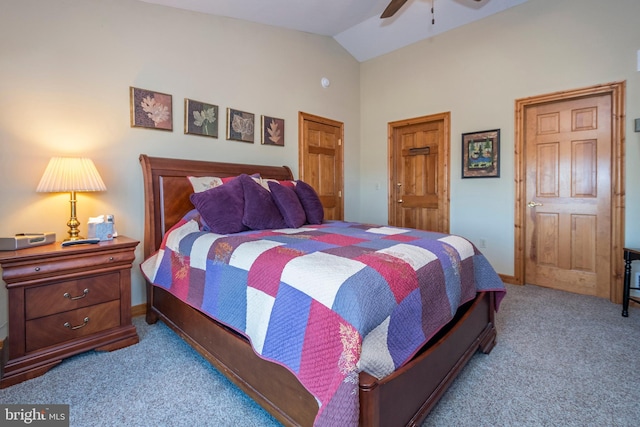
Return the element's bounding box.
[359,291,495,427]
[148,284,495,427]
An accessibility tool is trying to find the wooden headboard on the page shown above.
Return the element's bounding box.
[139,154,293,258]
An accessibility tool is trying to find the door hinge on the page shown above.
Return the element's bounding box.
[338,190,342,198]
[338,139,342,146]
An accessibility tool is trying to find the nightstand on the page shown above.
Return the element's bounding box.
[0,236,139,388]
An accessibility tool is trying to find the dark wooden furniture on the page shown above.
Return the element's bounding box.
[140,154,499,427]
[622,247,640,317]
[0,236,139,388]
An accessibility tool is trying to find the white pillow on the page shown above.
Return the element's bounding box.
[188,176,224,193]
[187,174,262,193]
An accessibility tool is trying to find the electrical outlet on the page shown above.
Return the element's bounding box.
[478,238,486,248]
[636,271,640,288]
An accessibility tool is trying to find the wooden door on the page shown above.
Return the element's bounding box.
[388,113,450,233]
[524,95,612,297]
[298,112,344,220]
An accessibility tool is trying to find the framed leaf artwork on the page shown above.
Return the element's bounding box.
[226,108,255,143]
[185,99,218,138]
[130,87,172,131]
[261,115,285,146]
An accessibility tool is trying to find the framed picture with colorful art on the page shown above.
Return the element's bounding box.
[461,129,500,178]
[184,99,218,138]
[226,108,255,143]
[129,87,172,131]
[261,115,284,146]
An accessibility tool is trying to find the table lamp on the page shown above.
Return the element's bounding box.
[36,157,107,241]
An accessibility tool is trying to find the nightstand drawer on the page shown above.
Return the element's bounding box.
[25,300,121,352]
[25,272,120,320]
[6,251,134,283]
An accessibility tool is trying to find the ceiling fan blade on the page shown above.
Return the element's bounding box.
[381,0,409,19]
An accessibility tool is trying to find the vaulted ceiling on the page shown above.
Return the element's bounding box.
[138,0,528,62]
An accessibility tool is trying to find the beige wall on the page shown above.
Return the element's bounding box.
[360,0,640,275]
[0,0,361,338]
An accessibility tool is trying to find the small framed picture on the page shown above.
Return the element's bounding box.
[185,99,218,138]
[261,115,285,146]
[130,87,172,131]
[226,108,255,143]
[462,129,500,178]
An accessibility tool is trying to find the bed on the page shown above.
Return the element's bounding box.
[139,154,504,427]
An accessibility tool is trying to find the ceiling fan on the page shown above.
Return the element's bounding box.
[381,0,483,19]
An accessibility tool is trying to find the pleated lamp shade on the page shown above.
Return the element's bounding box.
[37,157,107,193]
[37,157,106,241]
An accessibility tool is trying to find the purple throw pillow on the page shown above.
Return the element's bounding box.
[267,181,306,228]
[189,177,247,234]
[239,174,287,230]
[294,180,324,224]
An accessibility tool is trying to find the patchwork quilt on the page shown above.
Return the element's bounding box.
[141,210,505,426]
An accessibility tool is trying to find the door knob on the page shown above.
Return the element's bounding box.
[527,201,543,208]
[398,199,404,204]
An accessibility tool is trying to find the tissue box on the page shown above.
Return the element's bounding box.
[87,222,114,241]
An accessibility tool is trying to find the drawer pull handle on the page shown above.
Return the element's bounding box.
[34,267,41,272]
[64,317,90,330]
[63,288,89,300]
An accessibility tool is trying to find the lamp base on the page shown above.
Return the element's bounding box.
[66,191,83,241]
